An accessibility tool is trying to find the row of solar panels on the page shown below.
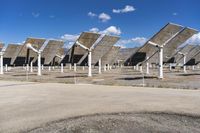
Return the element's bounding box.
[0,23,198,68]
[117,23,199,66]
[0,32,121,66]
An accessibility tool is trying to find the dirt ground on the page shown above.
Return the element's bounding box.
[27,112,200,133]
[1,65,200,89]
[0,81,200,133]
[1,66,200,132]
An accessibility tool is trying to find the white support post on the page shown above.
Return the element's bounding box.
[5,64,8,72]
[169,63,172,71]
[120,64,123,68]
[26,64,29,72]
[107,64,110,70]
[30,62,33,73]
[146,56,149,74]
[183,55,186,73]
[133,66,136,70]
[88,50,92,77]
[49,66,51,71]
[82,66,85,70]
[52,66,55,70]
[37,52,41,76]
[41,65,44,70]
[158,47,163,79]
[136,64,139,71]
[74,63,77,72]
[69,64,72,70]
[61,63,64,73]
[140,65,143,72]
[98,58,102,74]
[104,65,107,71]
[192,65,195,70]
[0,52,3,74]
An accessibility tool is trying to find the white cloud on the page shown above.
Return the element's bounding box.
[116,37,147,48]
[89,26,121,35]
[185,33,200,45]
[101,26,121,35]
[61,34,79,42]
[89,28,99,33]
[61,26,121,48]
[88,12,97,17]
[113,5,135,14]
[61,34,80,49]
[98,13,111,22]
[32,12,40,18]
[173,12,178,16]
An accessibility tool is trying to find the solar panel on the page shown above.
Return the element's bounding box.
[17,38,46,64]
[127,23,184,65]
[77,35,120,65]
[163,27,198,63]
[121,48,139,65]
[70,32,101,64]
[101,46,121,66]
[175,45,196,64]
[188,45,200,65]
[55,48,66,64]
[4,44,22,65]
[41,40,64,65]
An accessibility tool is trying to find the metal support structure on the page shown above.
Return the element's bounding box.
[98,58,102,74]
[140,65,143,72]
[0,52,3,74]
[30,62,33,72]
[41,65,44,70]
[49,66,51,71]
[192,65,195,70]
[107,64,110,70]
[104,65,106,71]
[136,64,139,71]
[158,47,163,79]
[60,63,63,72]
[26,64,29,72]
[69,64,72,70]
[74,63,77,72]
[88,50,92,77]
[146,56,149,74]
[26,43,42,76]
[183,55,186,73]
[37,52,41,76]
[169,63,172,71]
[133,66,136,70]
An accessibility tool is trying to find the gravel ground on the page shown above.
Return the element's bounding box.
[1,81,200,132]
[1,66,200,89]
[26,112,200,133]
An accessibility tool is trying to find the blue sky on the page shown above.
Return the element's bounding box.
[0,0,200,48]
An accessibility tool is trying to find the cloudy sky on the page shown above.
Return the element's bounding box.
[0,0,200,48]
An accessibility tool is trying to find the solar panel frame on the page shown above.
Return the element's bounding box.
[127,23,184,65]
[41,40,64,65]
[101,46,121,66]
[163,27,198,63]
[4,44,23,65]
[17,38,46,64]
[70,32,101,64]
